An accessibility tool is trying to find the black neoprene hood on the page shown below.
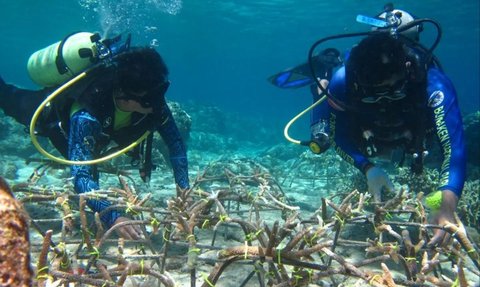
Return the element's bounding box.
[348,33,407,88]
[115,47,169,94]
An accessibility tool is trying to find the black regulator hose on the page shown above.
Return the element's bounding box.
[307,31,371,111]
[307,17,443,111]
[397,18,442,54]
[284,17,444,152]
[397,18,443,70]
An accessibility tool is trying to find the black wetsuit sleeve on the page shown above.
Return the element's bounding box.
[0,78,49,126]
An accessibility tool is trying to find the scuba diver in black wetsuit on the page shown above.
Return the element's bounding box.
[286,4,467,247]
[269,48,342,154]
[0,33,190,240]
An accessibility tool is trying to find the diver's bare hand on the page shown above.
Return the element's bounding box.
[427,190,458,247]
[113,216,143,240]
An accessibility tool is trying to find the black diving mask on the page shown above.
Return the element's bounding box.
[117,81,170,108]
[359,79,407,104]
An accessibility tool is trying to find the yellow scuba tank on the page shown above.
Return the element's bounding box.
[27,32,98,87]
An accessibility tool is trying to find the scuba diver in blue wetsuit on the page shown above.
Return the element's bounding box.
[329,33,466,243]
[269,48,342,154]
[289,4,466,247]
[0,33,190,240]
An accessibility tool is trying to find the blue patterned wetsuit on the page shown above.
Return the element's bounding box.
[69,104,189,227]
[327,66,466,197]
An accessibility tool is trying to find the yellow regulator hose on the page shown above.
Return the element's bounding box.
[284,79,329,145]
[29,71,150,165]
[283,94,327,145]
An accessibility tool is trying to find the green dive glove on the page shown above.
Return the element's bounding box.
[425,190,443,211]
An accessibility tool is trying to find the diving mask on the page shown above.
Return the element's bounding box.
[360,79,407,104]
[117,81,170,108]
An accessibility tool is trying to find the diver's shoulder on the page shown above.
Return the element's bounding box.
[328,66,347,101]
[427,67,450,81]
[427,67,454,90]
[330,66,346,85]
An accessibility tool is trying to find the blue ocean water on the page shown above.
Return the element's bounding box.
[0,3,479,284]
[0,0,478,137]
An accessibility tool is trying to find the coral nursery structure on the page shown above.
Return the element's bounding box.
[3,157,479,287]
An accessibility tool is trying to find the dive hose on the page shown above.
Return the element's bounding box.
[283,91,328,154]
[285,17,441,153]
[29,70,150,165]
[307,18,442,112]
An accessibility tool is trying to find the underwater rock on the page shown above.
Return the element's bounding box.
[185,102,279,145]
[168,101,192,141]
[0,110,36,156]
[0,159,18,179]
[189,131,238,152]
[261,143,304,161]
[187,104,227,135]
[0,176,32,286]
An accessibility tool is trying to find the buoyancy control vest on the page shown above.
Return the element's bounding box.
[345,43,434,173]
[39,68,157,182]
[53,67,155,151]
[29,33,157,182]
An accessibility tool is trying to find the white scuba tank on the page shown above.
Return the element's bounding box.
[27,32,97,87]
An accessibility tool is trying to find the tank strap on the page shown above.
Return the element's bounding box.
[55,32,82,75]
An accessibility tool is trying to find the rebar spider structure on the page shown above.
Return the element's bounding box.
[1,158,479,287]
